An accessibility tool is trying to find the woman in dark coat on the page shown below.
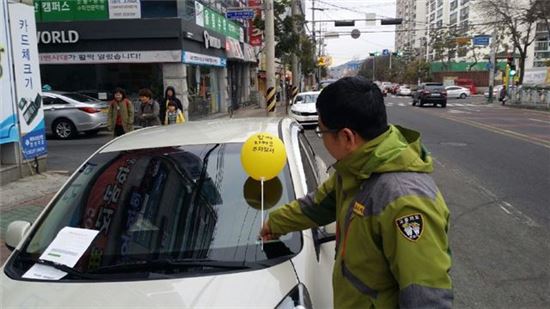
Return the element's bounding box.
[159,86,183,124]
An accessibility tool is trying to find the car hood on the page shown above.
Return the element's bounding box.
[291,103,316,113]
[1,261,298,307]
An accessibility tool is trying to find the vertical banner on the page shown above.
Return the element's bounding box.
[8,3,47,160]
[1,0,19,144]
[248,0,262,46]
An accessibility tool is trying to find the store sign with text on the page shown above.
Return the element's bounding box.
[35,0,109,22]
[248,0,262,46]
[182,51,226,67]
[37,30,79,44]
[39,50,182,64]
[108,0,140,19]
[9,3,47,159]
[194,1,241,40]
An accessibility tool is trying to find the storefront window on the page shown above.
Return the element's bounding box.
[187,65,220,119]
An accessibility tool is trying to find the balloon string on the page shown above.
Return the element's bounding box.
[261,177,265,251]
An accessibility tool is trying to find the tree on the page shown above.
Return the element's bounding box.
[476,0,539,83]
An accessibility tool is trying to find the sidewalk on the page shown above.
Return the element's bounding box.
[0,102,289,264]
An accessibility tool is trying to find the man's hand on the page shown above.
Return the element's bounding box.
[260,220,281,241]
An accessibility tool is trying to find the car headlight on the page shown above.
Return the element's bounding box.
[291,110,301,116]
[275,283,312,309]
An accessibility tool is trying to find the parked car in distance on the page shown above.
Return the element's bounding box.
[76,90,113,101]
[484,85,504,98]
[397,85,412,96]
[290,91,320,126]
[318,79,336,90]
[42,92,108,139]
[412,82,447,107]
[1,117,335,309]
[445,86,471,99]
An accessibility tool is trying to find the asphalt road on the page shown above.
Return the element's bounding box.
[306,95,550,308]
[44,96,550,307]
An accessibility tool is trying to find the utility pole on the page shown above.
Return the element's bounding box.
[488,29,497,103]
[292,0,300,90]
[265,0,276,113]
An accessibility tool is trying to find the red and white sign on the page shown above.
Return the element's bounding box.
[248,0,262,46]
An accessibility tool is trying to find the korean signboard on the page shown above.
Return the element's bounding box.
[108,0,141,19]
[8,3,47,159]
[194,1,241,40]
[35,0,109,22]
[39,50,182,64]
[1,1,19,145]
[248,0,262,46]
[182,51,226,67]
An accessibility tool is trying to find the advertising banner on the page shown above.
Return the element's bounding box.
[40,50,182,64]
[0,1,19,144]
[248,0,262,46]
[8,3,47,159]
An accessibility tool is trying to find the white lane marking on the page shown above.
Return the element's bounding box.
[528,118,550,125]
[499,205,512,214]
[498,201,540,227]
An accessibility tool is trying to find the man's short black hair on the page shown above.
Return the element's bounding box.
[316,76,388,140]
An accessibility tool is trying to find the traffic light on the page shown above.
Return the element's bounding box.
[509,64,517,76]
[335,20,355,27]
[380,18,403,25]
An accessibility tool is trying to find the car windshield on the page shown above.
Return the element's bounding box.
[296,94,318,104]
[61,93,102,103]
[10,143,300,279]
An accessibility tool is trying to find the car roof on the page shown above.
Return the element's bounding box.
[296,91,321,96]
[101,117,289,153]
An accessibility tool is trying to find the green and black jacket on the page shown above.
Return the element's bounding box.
[268,125,453,308]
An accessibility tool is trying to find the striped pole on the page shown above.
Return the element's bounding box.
[291,86,298,104]
[266,86,276,113]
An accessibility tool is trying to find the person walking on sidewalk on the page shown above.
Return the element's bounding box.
[137,88,161,128]
[164,100,185,125]
[107,87,134,137]
[260,76,453,308]
[159,86,183,124]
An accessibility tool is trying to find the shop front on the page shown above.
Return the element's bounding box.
[37,18,183,100]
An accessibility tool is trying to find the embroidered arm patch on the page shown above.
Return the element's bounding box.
[395,213,423,241]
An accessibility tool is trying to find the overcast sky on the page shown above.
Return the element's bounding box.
[304,0,397,67]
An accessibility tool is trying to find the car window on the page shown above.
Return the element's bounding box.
[295,94,318,104]
[42,97,54,105]
[53,98,69,105]
[11,143,301,280]
[62,93,101,103]
[298,133,319,191]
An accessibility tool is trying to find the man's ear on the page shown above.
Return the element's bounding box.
[340,128,356,144]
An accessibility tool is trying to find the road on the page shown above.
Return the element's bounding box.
[24,95,550,307]
[305,95,550,308]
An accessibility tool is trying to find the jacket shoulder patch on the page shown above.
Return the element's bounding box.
[395,213,423,241]
[353,202,365,217]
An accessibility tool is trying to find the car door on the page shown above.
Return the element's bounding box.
[297,131,335,308]
[41,95,56,133]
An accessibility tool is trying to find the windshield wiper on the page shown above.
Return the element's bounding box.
[18,257,106,280]
[91,258,264,274]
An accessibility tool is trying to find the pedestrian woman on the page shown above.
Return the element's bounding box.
[159,86,183,124]
[137,88,161,128]
[107,87,134,137]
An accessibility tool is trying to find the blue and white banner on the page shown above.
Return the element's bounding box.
[9,3,47,159]
[0,0,19,144]
[182,51,226,67]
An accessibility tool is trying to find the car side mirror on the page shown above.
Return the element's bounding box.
[5,221,31,251]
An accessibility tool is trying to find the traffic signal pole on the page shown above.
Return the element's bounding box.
[488,29,497,103]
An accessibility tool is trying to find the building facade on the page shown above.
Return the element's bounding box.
[395,0,426,59]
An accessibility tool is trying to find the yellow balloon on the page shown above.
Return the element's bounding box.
[241,132,287,181]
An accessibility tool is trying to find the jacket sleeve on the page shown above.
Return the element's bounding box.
[177,110,185,124]
[268,174,337,235]
[377,193,453,309]
[126,100,134,125]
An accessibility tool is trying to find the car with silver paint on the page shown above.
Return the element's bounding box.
[42,92,108,139]
[445,86,471,99]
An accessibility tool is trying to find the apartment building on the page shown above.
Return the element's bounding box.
[395,0,426,58]
[526,22,550,69]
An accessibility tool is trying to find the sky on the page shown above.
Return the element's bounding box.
[303,0,397,67]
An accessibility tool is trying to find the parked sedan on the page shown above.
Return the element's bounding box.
[397,85,412,96]
[42,92,108,139]
[484,85,504,98]
[445,86,471,99]
[290,91,320,126]
[2,117,335,308]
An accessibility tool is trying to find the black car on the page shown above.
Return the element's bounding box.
[412,83,447,107]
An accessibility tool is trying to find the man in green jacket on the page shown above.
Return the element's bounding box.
[260,76,452,308]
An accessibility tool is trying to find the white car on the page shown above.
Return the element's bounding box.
[290,91,320,126]
[397,86,412,96]
[445,86,471,99]
[2,117,335,308]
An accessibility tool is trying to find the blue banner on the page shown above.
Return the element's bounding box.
[20,120,47,159]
